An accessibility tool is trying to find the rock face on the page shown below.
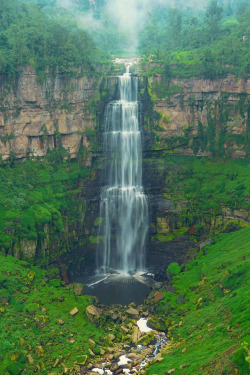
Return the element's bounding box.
[0,66,115,160]
[142,74,250,158]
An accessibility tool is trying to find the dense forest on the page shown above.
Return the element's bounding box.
[0,0,249,78]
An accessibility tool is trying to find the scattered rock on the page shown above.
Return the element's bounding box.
[136,331,155,346]
[88,349,95,356]
[27,354,34,364]
[131,326,140,343]
[152,282,163,291]
[35,345,44,357]
[57,319,64,325]
[126,307,139,317]
[121,325,129,333]
[154,292,165,302]
[86,305,102,320]
[70,307,79,316]
[88,339,96,347]
[168,369,175,374]
[73,283,84,296]
[76,355,88,365]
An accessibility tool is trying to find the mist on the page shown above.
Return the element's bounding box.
[54,0,244,53]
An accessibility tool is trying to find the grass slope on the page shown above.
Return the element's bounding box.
[0,255,104,374]
[147,228,250,375]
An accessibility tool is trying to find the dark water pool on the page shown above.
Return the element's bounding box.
[82,273,154,306]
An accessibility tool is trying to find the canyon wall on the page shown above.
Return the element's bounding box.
[141,74,250,158]
[0,66,117,161]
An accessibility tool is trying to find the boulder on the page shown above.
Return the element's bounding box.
[88,339,96,347]
[154,292,165,302]
[131,326,140,343]
[136,331,155,346]
[126,307,139,317]
[73,283,84,296]
[70,307,79,316]
[86,305,102,320]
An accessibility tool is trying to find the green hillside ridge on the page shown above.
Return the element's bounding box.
[0,254,105,374]
[146,227,250,375]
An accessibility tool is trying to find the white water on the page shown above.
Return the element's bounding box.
[98,66,148,274]
[137,318,152,333]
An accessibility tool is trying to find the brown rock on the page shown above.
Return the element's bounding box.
[86,305,102,319]
[168,369,175,374]
[88,339,95,347]
[126,307,139,317]
[27,354,34,364]
[131,326,140,343]
[154,292,165,302]
[70,307,79,316]
[73,283,84,296]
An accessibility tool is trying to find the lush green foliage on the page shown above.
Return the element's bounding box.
[0,254,105,374]
[147,227,250,374]
[0,150,89,262]
[0,0,106,78]
[162,156,250,228]
[140,1,250,79]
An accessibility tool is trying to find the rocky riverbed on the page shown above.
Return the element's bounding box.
[79,286,169,375]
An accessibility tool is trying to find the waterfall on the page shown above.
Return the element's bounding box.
[97,66,148,274]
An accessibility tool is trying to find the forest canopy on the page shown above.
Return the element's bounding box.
[0,0,249,78]
[0,0,107,78]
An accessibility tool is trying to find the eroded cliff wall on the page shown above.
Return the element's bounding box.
[0,66,116,160]
[142,74,250,158]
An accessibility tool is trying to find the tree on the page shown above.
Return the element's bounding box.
[205,0,223,42]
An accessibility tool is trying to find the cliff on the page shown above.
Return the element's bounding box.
[0,66,115,161]
[143,74,250,158]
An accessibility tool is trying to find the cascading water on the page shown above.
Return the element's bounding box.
[98,65,148,274]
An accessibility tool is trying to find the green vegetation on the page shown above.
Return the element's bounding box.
[140,1,249,79]
[147,227,250,375]
[0,149,90,263]
[0,0,107,79]
[0,253,106,374]
[162,156,250,231]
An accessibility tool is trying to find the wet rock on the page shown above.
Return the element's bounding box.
[131,326,141,343]
[136,331,155,346]
[152,282,163,291]
[126,307,139,317]
[86,305,102,320]
[148,317,166,331]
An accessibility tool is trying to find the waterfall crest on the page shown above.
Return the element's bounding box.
[98,67,148,274]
